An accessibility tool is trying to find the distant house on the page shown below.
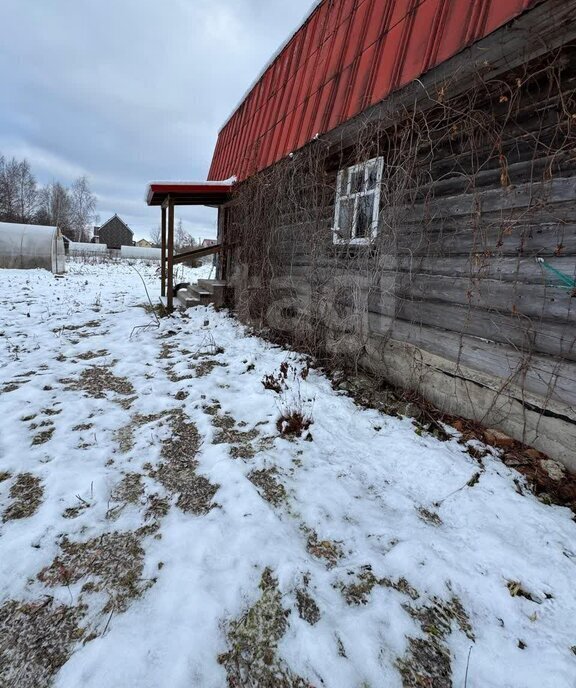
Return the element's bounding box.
[201,239,217,248]
[91,226,101,243]
[136,238,153,248]
[97,215,134,249]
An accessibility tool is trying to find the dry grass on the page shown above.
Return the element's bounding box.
[305,530,342,569]
[150,410,220,515]
[0,598,85,688]
[31,427,54,446]
[248,468,287,506]
[397,596,474,688]
[218,568,312,687]
[62,365,135,399]
[295,577,320,625]
[76,349,109,361]
[339,566,419,606]
[2,473,43,522]
[37,531,150,613]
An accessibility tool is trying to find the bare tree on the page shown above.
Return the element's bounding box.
[37,182,73,237]
[149,224,161,246]
[175,218,193,251]
[69,176,97,241]
[0,157,38,223]
[14,159,38,223]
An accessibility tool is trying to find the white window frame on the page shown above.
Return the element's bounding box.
[332,156,384,245]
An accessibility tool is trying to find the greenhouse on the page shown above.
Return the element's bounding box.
[0,221,65,274]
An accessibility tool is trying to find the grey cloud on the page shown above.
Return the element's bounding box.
[0,0,314,239]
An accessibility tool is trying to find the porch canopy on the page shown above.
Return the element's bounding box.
[146,180,234,207]
[145,180,234,310]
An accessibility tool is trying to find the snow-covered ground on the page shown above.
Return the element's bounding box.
[0,260,575,688]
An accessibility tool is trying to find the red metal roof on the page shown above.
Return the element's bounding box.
[146,181,234,206]
[209,0,536,182]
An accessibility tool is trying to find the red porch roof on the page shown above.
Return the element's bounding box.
[146,181,235,207]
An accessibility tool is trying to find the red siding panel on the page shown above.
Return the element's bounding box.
[208,0,539,181]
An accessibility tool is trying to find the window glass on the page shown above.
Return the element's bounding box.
[356,194,375,238]
[366,162,379,190]
[339,169,348,196]
[337,198,353,240]
[350,169,364,194]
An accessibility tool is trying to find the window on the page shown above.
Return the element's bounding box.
[332,157,383,244]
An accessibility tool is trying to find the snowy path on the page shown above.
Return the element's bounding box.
[0,260,575,688]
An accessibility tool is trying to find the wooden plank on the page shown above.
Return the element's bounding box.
[368,299,576,360]
[395,220,576,258]
[382,256,576,284]
[167,198,175,312]
[161,206,167,297]
[391,274,576,322]
[171,243,221,265]
[415,150,576,200]
[399,177,576,223]
[287,255,576,285]
[366,315,576,409]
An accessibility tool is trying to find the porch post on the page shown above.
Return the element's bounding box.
[167,197,175,311]
[160,205,167,297]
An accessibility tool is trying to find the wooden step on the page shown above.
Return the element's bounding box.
[185,285,212,304]
[197,279,227,306]
[176,289,200,308]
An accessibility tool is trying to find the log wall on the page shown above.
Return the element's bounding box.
[223,20,576,468]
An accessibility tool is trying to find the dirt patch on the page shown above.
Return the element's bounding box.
[38,531,150,613]
[159,343,175,360]
[417,507,443,527]
[63,503,90,519]
[0,471,11,483]
[3,473,43,521]
[0,598,85,688]
[339,566,419,606]
[150,410,219,516]
[62,365,135,399]
[31,427,54,446]
[72,423,93,432]
[207,403,260,450]
[248,468,287,506]
[1,382,23,393]
[41,407,61,417]
[194,360,227,377]
[54,320,101,333]
[397,596,474,688]
[76,349,109,360]
[397,637,452,688]
[111,473,144,506]
[218,568,311,687]
[306,530,342,569]
[114,411,171,454]
[296,576,320,625]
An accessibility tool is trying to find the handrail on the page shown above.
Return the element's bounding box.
[169,243,221,265]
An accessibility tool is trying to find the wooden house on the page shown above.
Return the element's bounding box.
[149,0,576,467]
[97,215,134,249]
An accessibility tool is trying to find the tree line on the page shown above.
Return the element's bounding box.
[0,153,98,241]
[149,219,200,251]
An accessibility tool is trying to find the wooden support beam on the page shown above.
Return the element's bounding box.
[167,197,175,311]
[160,206,167,297]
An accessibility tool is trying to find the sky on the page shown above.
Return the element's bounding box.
[0,0,316,240]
